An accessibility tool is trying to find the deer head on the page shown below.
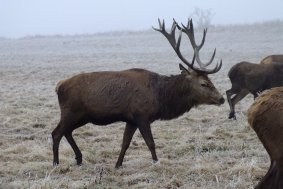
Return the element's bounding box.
[153,18,224,105]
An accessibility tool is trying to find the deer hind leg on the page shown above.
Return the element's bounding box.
[52,112,86,166]
[52,121,64,166]
[65,131,83,165]
[226,89,249,119]
[226,89,237,119]
[138,121,158,163]
[115,123,137,168]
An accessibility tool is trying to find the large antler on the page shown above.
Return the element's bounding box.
[153,18,222,74]
[178,18,215,68]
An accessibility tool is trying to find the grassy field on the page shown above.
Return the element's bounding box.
[0,20,283,188]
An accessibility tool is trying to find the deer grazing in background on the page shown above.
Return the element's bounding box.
[226,55,283,120]
[248,87,283,189]
[260,54,283,65]
[52,19,224,168]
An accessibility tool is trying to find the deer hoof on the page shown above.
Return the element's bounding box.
[152,160,160,165]
[228,113,236,120]
[76,156,82,166]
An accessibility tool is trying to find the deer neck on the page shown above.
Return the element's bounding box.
[158,74,197,120]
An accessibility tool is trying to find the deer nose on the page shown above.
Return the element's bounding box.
[219,97,225,104]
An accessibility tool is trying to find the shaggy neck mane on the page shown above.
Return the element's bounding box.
[157,74,198,120]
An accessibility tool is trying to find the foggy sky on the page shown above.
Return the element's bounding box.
[1,0,282,38]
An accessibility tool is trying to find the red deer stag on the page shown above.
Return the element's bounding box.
[52,19,224,168]
[226,61,283,120]
[248,87,283,189]
[260,54,283,65]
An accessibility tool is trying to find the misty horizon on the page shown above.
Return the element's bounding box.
[1,0,283,38]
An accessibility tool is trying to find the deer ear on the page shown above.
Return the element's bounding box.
[179,64,191,75]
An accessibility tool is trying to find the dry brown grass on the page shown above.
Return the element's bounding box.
[1,21,283,188]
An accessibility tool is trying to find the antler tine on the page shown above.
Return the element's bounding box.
[183,55,222,75]
[152,18,163,32]
[153,18,222,74]
[194,47,216,67]
[194,59,222,75]
[208,59,222,74]
[181,19,196,47]
[189,19,207,49]
[153,19,175,47]
[178,18,217,69]
[173,18,182,30]
[153,19,194,67]
[180,19,216,68]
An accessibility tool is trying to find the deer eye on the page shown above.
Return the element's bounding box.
[201,83,209,88]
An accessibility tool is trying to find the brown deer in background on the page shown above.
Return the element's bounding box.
[52,19,224,168]
[226,56,283,120]
[260,54,283,65]
[248,87,283,189]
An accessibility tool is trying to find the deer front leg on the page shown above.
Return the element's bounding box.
[115,123,137,168]
[138,122,158,163]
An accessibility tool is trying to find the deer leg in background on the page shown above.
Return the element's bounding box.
[227,89,249,119]
[252,90,261,99]
[138,121,158,163]
[226,89,235,119]
[115,123,137,168]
